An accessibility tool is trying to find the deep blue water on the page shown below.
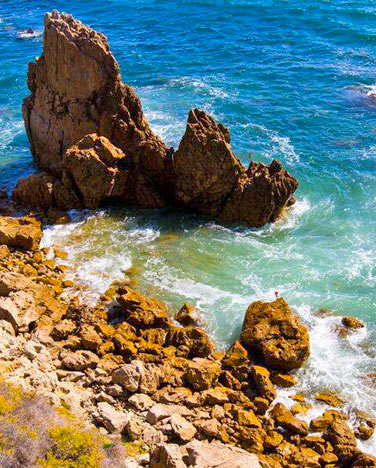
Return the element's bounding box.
[1,0,376,451]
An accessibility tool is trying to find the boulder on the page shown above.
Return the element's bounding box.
[185,440,261,468]
[221,340,249,382]
[323,419,360,464]
[150,444,186,468]
[60,350,99,371]
[270,372,297,388]
[271,403,309,435]
[240,298,310,371]
[22,10,169,206]
[128,393,154,411]
[146,404,190,425]
[341,316,364,329]
[219,159,298,227]
[117,287,170,329]
[169,414,197,442]
[62,134,130,208]
[173,109,242,217]
[112,360,145,392]
[175,303,198,327]
[351,454,376,467]
[94,402,130,433]
[251,365,277,402]
[0,216,42,251]
[0,291,38,333]
[185,358,221,391]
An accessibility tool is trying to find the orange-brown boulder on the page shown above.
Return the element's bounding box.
[240,298,309,371]
[62,134,129,208]
[0,216,42,251]
[117,286,170,329]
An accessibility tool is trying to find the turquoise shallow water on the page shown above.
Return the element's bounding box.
[1,0,376,451]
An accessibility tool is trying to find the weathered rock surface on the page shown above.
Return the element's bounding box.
[0,216,42,251]
[17,10,298,228]
[62,134,130,209]
[173,109,242,216]
[220,159,299,227]
[185,440,261,468]
[240,297,310,370]
[22,10,169,206]
[271,403,309,435]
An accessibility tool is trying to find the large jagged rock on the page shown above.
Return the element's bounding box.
[219,159,299,227]
[13,134,130,210]
[22,10,169,207]
[240,298,309,371]
[173,109,243,216]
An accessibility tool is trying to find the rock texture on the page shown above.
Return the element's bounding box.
[220,159,299,227]
[0,216,42,251]
[173,109,242,216]
[17,10,298,228]
[22,10,169,207]
[240,298,310,370]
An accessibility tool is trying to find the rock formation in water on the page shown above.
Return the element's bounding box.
[15,10,298,227]
[240,297,310,371]
[22,10,169,208]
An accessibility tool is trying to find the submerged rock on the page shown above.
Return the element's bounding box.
[240,297,310,371]
[341,316,364,329]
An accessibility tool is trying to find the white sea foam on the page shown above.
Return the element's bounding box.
[17,30,42,39]
[241,122,300,163]
[0,119,24,151]
[167,76,230,99]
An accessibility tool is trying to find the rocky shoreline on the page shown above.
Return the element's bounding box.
[0,9,375,468]
[0,196,375,467]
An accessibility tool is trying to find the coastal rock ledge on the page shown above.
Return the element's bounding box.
[14,10,298,228]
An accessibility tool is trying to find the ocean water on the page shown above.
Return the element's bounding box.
[1,0,376,452]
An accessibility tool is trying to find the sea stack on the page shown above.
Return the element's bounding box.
[15,10,298,227]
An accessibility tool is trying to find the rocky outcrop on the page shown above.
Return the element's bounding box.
[240,297,310,370]
[17,10,298,228]
[22,10,169,207]
[219,159,299,227]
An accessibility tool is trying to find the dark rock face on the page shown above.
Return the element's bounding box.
[19,10,298,227]
[173,109,243,217]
